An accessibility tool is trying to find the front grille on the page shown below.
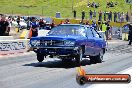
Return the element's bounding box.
[40,40,64,46]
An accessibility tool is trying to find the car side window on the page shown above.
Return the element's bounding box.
[80,27,86,37]
[86,27,94,37]
[91,29,100,38]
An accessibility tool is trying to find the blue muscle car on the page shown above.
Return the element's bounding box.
[30,24,106,64]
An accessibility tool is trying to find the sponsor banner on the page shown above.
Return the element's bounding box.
[0,39,30,55]
[0,36,14,40]
[53,18,127,27]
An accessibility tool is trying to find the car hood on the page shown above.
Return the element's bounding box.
[31,35,84,41]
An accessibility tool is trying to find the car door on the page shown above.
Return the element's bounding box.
[85,27,95,55]
[91,28,104,55]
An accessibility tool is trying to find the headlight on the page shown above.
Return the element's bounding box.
[64,41,75,46]
[30,40,40,46]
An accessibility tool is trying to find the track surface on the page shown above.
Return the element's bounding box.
[0,40,132,88]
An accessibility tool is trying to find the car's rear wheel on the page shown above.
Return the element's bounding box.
[37,53,44,62]
[90,49,104,63]
[75,47,83,65]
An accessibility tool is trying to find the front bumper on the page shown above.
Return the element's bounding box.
[33,46,79,55]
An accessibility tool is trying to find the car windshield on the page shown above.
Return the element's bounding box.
[47,25,85,36]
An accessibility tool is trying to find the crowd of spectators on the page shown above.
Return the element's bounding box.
[0,14,56,36]
[106,1,118,8]
[76,10,130,22]
[87,2,100,8]
[87,1,117,8]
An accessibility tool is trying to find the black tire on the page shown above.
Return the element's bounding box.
[75,47,83,65]
[89,56,96,64]
[90,49,104,63]
[96,49,104,63]
[37,53,44,62]
[61,56,73,63]
[62,59,72,62]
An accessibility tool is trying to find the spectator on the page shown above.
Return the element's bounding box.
[73,10,76,19]
[89,10,93,20]
[92,2,95,8]
[104,11,106,21]
[107,1,114,8]
[93,10,96,18]
[118,12,121,22]
[64,19,70,24]
[126,12,129,22]
[114,12,117,22]
[16,16,21,28]
[27,17,31,30]
[7,18,12,35]
[30,17,39,37]
[109,26,112,39]
[87,2,91,7]
[95,3,100,8]
[121,12,125,22]
[0,15,9,36]
[60,20,64,24]
[82,10,85,21]
[109,11,112,21]
[45,22,51,30]
[85,21,89,25]
[98,21,102,31]
[106,21,111,40]
[51,20,56,29]
[128,23,132,45]
[98,10,102,21]
[101,22,107,36]
[39,19,45,29]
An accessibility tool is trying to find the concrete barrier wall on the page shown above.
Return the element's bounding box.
[0,39,30,55]
[0,36,14,40]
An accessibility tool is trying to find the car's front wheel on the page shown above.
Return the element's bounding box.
[96,49,104,63]
[75,47,83,65]
[90,49,104,63]
[37,53,44,62]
